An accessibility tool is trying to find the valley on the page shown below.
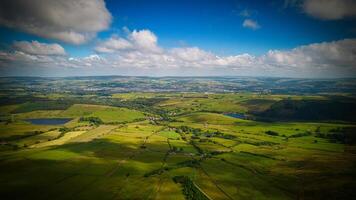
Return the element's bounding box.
[0,77,355,199]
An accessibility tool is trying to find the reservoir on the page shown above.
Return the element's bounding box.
[25,118,73,125]
[224,113,245,119]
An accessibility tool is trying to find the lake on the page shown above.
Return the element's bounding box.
[224,113,245,119]
[25,118,73,125]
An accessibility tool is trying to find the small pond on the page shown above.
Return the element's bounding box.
[25,118,73,125]
[224,113,245,119]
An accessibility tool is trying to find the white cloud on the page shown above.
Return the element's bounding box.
[0,51,39,62]
[214,54,257,67]
[261,39,356,69]
[170,47,215,62]
[1,29,356,78]
[92,36,356,76]
[129,30,162,53]
[0,0,112,44]
[95,29,161,53]
[242,19,261,30]
[13,41,66,55]
[95,37,133,53]
[285,0,356,20]
[303,0,356,20]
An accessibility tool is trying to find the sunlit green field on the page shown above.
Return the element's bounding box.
[0,93,355,200]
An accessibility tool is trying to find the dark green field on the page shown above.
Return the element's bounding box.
[0,77,356,200]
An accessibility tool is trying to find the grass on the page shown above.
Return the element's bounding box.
[176,112,246,125]
[16,130,61,147]
[0,93,355,199]
[0,121,56,140]
[11,104,146,125]
[0,104,20,115]
[158,130,181,139]
[63,104,145,123]
[69,125,116,143]
[33,131,87,148]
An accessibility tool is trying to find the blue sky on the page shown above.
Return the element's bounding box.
[0,0,355,77]
[103,0,355,54]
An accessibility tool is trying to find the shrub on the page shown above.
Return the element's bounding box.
[288,132,311,138]
[265,130,279,136]
[173,176,209,200]
[79,116,103,125]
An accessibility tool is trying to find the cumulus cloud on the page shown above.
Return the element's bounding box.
[285,0,356,20]
[303,0,356,20]
[1,29,356,77]
[95,37,133,53]
[170,47,215,62]
[262,39,356,69]
[13,41,66,55]
[95,29,161,53]
[129,30,161,53]
[0,0,112,44]
[242,19,261,30]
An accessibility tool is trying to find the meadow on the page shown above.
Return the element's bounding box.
[0,90,355,200]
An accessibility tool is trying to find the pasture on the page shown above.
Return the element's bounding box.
[0,92,355,199]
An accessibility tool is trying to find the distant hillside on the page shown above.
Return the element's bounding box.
[255,99,356,122]
[1,76,356,94]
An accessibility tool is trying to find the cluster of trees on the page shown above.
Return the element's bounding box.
[52,127,76,140]
[144,159,200,178]
[173,176,209,200]
[79,117,103,125]
[171,146,184,152]
[265,130,279,136]
[242,140,279,146]
[176,160,201,168]
[288,131,311,138]
[175,126,235,139]
[316,132,345,143]
[58,127,72,133]
[175,126,203,134]
[265,130,312,138]
[315,127,356,144]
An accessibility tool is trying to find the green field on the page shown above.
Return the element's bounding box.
[0,92,355,200]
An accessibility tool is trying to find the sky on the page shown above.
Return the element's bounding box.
[0,0,355,78]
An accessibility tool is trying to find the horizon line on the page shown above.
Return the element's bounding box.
[0,75,355,80]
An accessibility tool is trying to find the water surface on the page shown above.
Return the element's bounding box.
[224,113,245,119]
[25,118,72,125]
